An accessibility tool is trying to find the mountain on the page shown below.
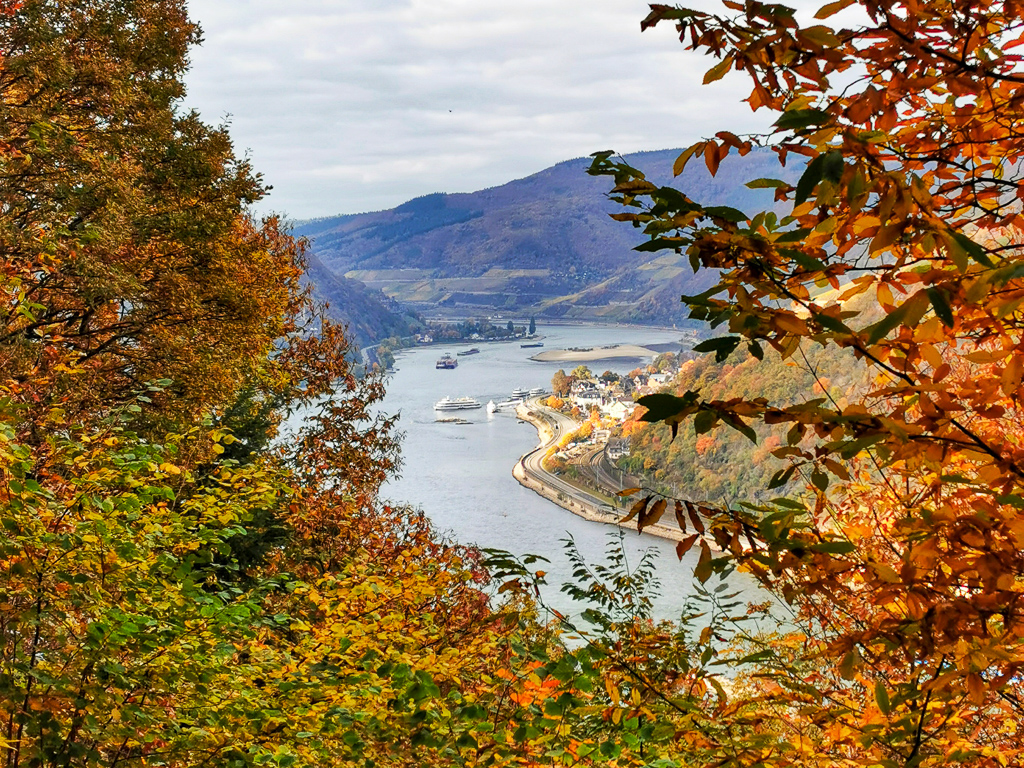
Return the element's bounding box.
[301,251,422,348]
[296,147,804,326]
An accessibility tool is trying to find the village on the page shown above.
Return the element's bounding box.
[538,351,688,494]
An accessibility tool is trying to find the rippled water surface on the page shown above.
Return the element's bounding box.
[379,323,764,622]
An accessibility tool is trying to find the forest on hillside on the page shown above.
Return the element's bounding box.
[618,339,865,505]
[5,1,1024,767]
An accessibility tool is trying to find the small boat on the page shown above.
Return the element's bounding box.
[434,396,482,411]
[457,348,480,356]
[489,398,523,413]
[521,342,544,348]
[435,354,458,369]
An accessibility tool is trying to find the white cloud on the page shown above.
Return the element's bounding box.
[183,0,775,218]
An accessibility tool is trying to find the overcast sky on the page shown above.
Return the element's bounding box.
[183,0,776,219]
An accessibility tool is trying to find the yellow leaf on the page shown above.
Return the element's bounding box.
[703,56,733,85]
[967,673,987,705]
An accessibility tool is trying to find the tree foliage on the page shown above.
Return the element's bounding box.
[1,0,313,431]
[586,0,1024,764]
[0,3,537,767]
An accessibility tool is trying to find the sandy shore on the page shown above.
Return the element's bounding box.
[529,344,658,363]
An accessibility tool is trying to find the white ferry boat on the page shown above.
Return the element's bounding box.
[529,387,545,397]
[434,396,482,411]
[511,387,528,399]
[488,398,523,413]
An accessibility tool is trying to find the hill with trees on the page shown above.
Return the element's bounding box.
[618,340,865,506]
[302,250,423,347]
[295,148,804,325]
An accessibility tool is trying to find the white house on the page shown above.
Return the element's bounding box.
[573,387,602,410]
[601,399,635,422]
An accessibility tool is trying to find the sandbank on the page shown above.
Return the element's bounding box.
[529,344,658,363]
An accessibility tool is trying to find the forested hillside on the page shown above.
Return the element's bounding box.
[296,148,804,325]
[620,340,866,504]
[621,292,877,504]
[302,251,423,347]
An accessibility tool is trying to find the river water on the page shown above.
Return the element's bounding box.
[379,323,764,624]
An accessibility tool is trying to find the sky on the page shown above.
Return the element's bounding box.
[183,0,775,219]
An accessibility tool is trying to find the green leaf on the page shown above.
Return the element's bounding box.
[636,391,699,422]
[808,540,856,555]
[813,311,852,334]
[835,433,886,458]
[780,247,824,271]
[746,178,789,189]
[692,336,742,362]
[875,679,891,715]
[693,409,717,434]
[811,468,829,491]
[775,109,830,132]
[634,237,684,253]
[775,227,812,244]
[767,465,797,489]
[950,231,993,267]
[821,150,844,184]
[864,302,911,345]
[926,287,954,327]
[795,153,826,205]
[703,205,748,222]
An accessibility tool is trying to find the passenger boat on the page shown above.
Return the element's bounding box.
[488,398,523,413]
[434,396,482,411]
[529,387,545,397]
[435,354,457,369]
[511,387,528,399]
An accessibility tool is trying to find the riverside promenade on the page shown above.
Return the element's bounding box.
[513,399,688,543]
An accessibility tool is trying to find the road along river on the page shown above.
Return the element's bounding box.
[378,323,762,621]
[513,398,702,544]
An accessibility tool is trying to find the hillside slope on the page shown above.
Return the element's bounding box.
[302,251,422,348]
[296,148,803,325]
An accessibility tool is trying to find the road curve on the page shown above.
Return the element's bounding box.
[513,398,693,543]
[517,400,616,513]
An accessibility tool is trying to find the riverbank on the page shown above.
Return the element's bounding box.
[513,401,689,544]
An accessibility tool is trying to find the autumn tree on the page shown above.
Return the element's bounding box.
[0,3,552,768]
[571,364,594,381]
[0,0,307,433]
[551,368,573,396]
[586,0,1024,764]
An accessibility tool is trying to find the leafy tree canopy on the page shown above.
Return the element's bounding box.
[587,0,1024,764]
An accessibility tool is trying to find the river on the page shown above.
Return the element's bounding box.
[379,322,764,624]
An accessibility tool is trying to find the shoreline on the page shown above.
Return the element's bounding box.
[512,402,689,544]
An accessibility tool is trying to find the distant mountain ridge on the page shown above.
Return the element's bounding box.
[298,147,804,327]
